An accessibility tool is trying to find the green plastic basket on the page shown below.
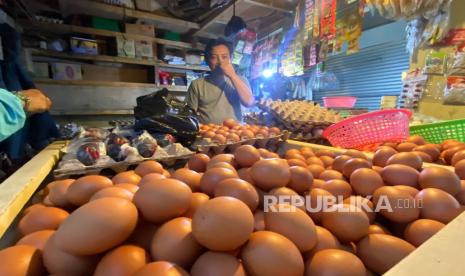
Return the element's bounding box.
[410,118,465,144]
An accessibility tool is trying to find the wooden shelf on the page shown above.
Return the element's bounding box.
[34,79,189,92]
[58,0,199,32]
[21,21,205,50]
[30,49,210,71]
[50,109,135,116]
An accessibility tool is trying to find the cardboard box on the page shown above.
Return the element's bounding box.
[70,37,98,55]
[116,37,136,58]
[82,64,149,83]
[33,62,50,78]
[134,0,161,12]
[125,23,155,37]
[135,40,154,59]
[52,63,82,80]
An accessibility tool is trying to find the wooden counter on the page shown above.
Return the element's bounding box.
[0,141,65,241]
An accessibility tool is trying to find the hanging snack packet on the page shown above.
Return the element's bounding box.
[443,76,465,105]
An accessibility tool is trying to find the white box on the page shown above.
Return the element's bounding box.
[117,37,136,58]
[51,63,82,80]
[135,40,154,58]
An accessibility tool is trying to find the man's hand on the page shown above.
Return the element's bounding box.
[219,60,237,79]
[18,89,52,114]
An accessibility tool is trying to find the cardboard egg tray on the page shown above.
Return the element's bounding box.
[53,152,194,179]
[194,132,289,155]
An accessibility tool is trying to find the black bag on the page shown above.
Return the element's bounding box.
[134,89,199,146]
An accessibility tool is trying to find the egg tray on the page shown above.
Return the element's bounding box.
[194,133,289,155]
[52,153,194,179]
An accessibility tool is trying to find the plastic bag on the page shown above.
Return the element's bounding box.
[132,131,158,158]
[448,52,465,76]
[443,76,465,105]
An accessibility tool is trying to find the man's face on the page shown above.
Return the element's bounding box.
[208,44,231,70]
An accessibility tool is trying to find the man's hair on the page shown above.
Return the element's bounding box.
[204,38,234,59]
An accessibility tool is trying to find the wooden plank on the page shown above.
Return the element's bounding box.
[192,0,240,36]
[0,142,65,239]
[50,109,134,115]
[155,62,210,72]
[31,49,157,66]
[34,79,189,92]
[384,210,465,276]
[58,0,199,31]
[243,0,293,13]
[156,38,205,51]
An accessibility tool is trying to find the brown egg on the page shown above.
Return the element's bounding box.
[43,235,98,275]
[305,249,366,276]
[162,169,171,178]
[239,130,255,139]
[135,161,164,176]
[90,187,134,201]
[286,152,307,161]
[288,166,314,194]
[368,224,391,235]
[269,127,281,135]
[455,180,465,205]
[188,153,211,172]
[237,167,255,184]
[322,203,370,242]
[112,171,141,185]
[307,165,325,178]
[268,187,304,210]
[66,175,113,206]
[0,245,45,275]
[356,234,415,275]
[372,186,419,223]
[343,196,376,223]
[396,142,418,152]
[192,197,254,251]
[215,178,259,211]
[241,231,304,276]
[212,134,227,144]
[386,152,423,170]
[251,159,291,191]
[410,151,432,163]
[133,261,188,276]
[381,164,419,187]
[372,147,398,167]
[18,207,69,236]
[16,230,54,251]
[332,155,352,173]
[138,173,166,188]
[115,183,139,193]
[94,245,148,276]
[134,178,192,223]
[383,142,399,148]
[151,217,203,268]
[300,147,315,158]
[307,226,340,255]
[23,204,45,216]
[200,167,238,196]
[183,192,210,218]
[372,165,383,174]
[415,188,461,223]
[209,154,236,167]
[321,179,353,199]
[414,145,440,161]
[404,219,445,247]
[191,251,246,276]
[126,220,159,252]
[288,158,308,167]
[349,168,384,197]
[312,179,326,189]
[319,156,334,168]
[455,159,465,180]
[342,158,372,178]
[256,128,270,138]
[254,210,265,231]
[314,149,335,158]
[393,185,420,197]
[406,135,426,145]
[233,145,261,168]
[319,170,344,181]
[226,133,241,143]
[264,203,317,252]
[451,149,465,166]
[307,188,336,224]
[285,149,301,157]
[419,167,461,195]
[306,156,324,166]
[47,179,74,208]
[203,131,216,138]
[443,145,465,164]
[223,118,238,128]
[54,198,138,255]
[172,168,201,192]
[42,195,54,206]
[207,162,238,172]
[344,149,367,159]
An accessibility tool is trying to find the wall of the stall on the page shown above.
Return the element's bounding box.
[412,0,465,120]
[312,20,410,110]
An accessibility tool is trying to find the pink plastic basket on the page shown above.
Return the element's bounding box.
[323,96,357,108]
[323,109,413,150]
